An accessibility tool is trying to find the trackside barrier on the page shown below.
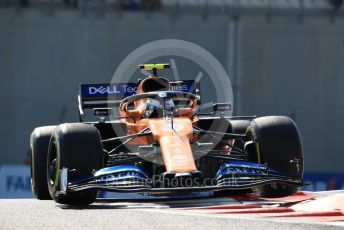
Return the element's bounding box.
[0,165,33,198]
[303,172,344,191]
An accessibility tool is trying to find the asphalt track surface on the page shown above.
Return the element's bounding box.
[0,197,343,230]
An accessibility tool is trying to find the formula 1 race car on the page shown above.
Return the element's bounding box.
[30,63,304,206]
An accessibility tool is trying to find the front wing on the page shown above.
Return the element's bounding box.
[57,161,304,195]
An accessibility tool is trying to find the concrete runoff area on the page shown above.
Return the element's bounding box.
[0,192,343,230]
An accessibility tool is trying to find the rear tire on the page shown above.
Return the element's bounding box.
[230,120,251,149]
[30,126,56,200]
[47,123,103,206]
[245,116,303,198]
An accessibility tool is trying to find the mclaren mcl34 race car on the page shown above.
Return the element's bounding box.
[30,63,304,206]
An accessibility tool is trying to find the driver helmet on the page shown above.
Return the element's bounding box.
[165,98,175,110]
[144,98,174,118]
[144,99,162,118]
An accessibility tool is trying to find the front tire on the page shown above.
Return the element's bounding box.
[30,126,56,200]
[47,123,103,206]
[245,116,303,198]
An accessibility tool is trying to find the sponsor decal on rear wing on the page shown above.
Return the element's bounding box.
[80,83,137,99]
[81,81,198,99]
[169,80,198,94]
[78,80,200,121]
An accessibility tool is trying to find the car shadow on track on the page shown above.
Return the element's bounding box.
[58,196,237,210]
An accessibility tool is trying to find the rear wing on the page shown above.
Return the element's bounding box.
[78,80,200,121]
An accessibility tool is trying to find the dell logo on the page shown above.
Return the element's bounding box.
[88,86,121,95]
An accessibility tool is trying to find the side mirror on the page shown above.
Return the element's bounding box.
[213,103,231,112]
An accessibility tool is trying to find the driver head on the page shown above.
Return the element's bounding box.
[144,98,162,118]
[144,98,174,118]
[165,98,174,110]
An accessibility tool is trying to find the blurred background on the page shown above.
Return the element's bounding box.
[0,0,343,197]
